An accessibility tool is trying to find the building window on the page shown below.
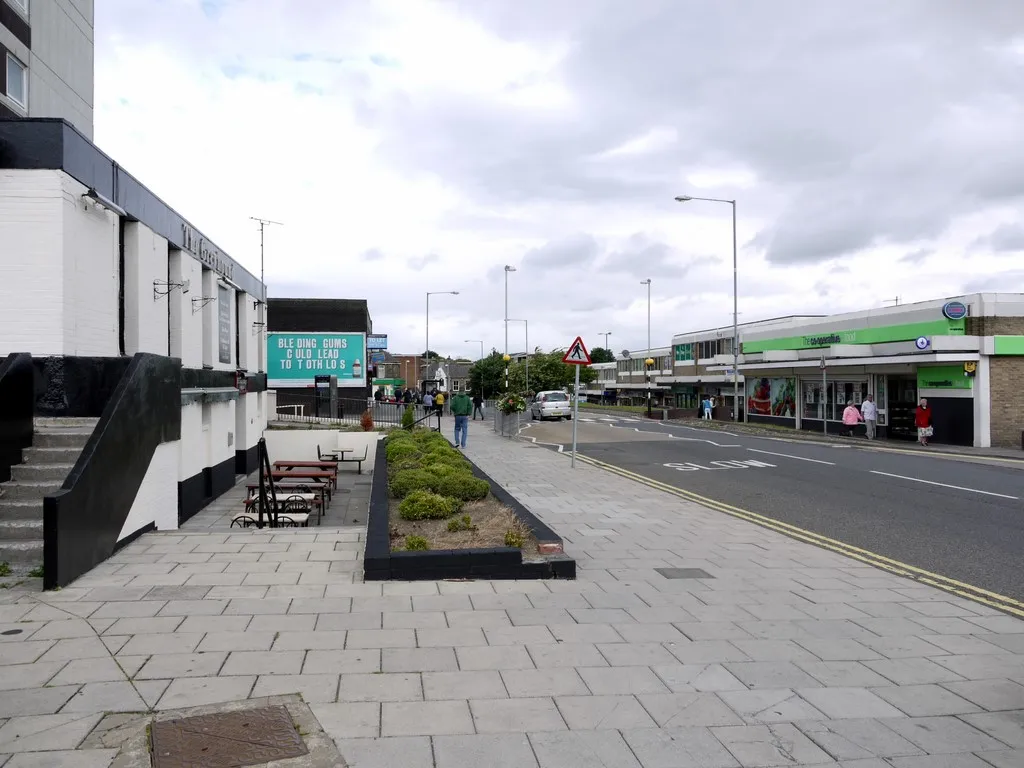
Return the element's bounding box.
[674,343,694,362]
[6,54,27,108]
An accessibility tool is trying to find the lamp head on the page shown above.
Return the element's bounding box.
[674,195,693,202]
[645,358,655,366]
[502,354,511,362]
[504,265,517,272]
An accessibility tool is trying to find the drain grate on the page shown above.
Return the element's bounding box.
[150,705,308,768]
[655,567,714,580]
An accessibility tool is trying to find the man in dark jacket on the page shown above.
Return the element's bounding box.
[472,392,484,420]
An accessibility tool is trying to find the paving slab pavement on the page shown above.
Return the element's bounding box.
[0,424,1021,766]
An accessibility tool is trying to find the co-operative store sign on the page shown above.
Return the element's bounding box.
[267,332,366,388]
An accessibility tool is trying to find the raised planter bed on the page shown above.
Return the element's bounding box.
[364,438,575,581]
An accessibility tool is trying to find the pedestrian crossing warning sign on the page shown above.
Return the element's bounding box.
[562,336,591,365]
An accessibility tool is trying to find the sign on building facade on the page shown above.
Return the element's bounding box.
[267,332,367,388]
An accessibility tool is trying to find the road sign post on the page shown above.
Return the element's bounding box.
[821,354,827,436]
[562,336,592,468]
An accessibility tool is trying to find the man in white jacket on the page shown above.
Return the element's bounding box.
[861,394,878,439]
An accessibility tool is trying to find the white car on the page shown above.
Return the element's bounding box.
[531,391,573,421]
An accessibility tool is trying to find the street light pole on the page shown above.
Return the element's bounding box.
[464,339,484,360]
[504,265,516,359]
[425,291,459,393]
[675,195,740,422]
[601,331,612,350]
[508,319,529,394]
[640,279,652,417]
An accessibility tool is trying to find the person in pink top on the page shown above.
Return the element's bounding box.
[840,400,864,437]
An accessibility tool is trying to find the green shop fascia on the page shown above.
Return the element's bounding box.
[741,318,966,354]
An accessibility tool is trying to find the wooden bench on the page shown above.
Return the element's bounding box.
[338,447,368,474]
[248,482,332,504]
[271,469,337,489]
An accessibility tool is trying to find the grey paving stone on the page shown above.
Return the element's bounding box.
[529,730,640,768]
[548,623,623,644]
[932,654,1024,681]
[796,687,907,719]
[220,650,304,676]
[921,634,1010,656]
[729,639,821,662]
[116,633,203,656]
[716,688,826,724]
[3,748,119,767]
[959,711,1024,748]
[60,681,146,714]
[871,683,983,716]
[553,694,657,730]
[612,623,687,644]
[864,657,967,685]
[0,713,104,753]
[0,686,79,717]
[666,640,751,664]
[576,666,669,695]
[712,723,834,766]
[156,599,227,616]
[444,610,513,629]
[796,718,924,760]
[29,619,97,640]
[414,627,487,648]
[305,649,381,674]
[0,661,65,692]
[941,679,1024,711]
[470,697,566,733]
[506,608,577,626]
[794,638,882,661]
[500,668,588,698]
[248,614,317,633]
[526,643,607,668]
[423,671,507,700]
[351,596,411,613]
[887,755,1003,768]
[456,645,535,671]
[621,726,741,768]
[136,652,227,679]
[796,661,895,688]
[334,736,434,768]
[434,733,539,768]
[382,648,458,673]
[48,657,125,685]
[310,701,381,739]
[638,692,746,727]
[36,637,109,664]
[0,642,52,666]
[673,621,754,642]
[382,611,448,630]
[861,635,948,659]
[650,663,747,692]
[287,597,353,614]
[345,629,417,649]
[197,630,277,652]
[381,700,474,736]
[338,673,422,702]
[596,642,680,667]
[143,586,212,601]
[881,715,1008,754]
[725,661,824,690]
[975,750,1024,768]
[483,626,556,646]
[175,615,252,633]
[223,597,292,614]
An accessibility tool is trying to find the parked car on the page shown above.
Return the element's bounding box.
[531,391,573,421]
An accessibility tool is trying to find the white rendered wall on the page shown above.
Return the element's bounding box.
[263,429,380,473]
[236,392,263,454]
[0,170,65,355]
[209,400,236,469]
[179,404,204,484]
[124,222,169,356]
[237,292,261,371]
[974,355,991,449]
[201,269,216,367]
[118,440,179,541]
[169,251,203,367]
[62,174,118,356]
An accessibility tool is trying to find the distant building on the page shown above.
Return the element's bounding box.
[426,360,471,393]
[1,0,94,139]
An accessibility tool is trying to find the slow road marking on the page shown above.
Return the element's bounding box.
[571,451,1024,619]
[869,471,1019,500]
[747,448,837,466]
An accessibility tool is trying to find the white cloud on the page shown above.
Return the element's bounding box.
[93,0,1024,360]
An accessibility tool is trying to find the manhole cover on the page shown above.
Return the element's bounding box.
[150,704,308,767]
[655,567,714,580]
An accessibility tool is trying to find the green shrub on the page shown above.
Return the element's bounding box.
[401,407,416,430]
[398,490,460,520]
[404,535,430,551]
[0,562,10,578]
[389,469,436,498]
[390,457,424,473]
[386,441,422,464]
[413,431,450,450]
[423,450,470,469]
[447,514,475,532]
[434,473,489,501]
[422,462,467,479]
[504,528,526,548]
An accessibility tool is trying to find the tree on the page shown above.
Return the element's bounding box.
[468,352,508,399]
[589,347,615,364]
[420,350,442,360]
[507,349,597,395]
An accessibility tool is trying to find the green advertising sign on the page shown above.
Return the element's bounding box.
[993,336,1024,356]
[267,332,367,388]
[742,319,965,353]
[917,365,972,391]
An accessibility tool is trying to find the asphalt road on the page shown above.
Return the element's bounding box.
[523,414,1024,603]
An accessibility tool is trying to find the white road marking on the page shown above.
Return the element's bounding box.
[869,471,1019,500]
[747,448,836,466]
[664,459,776,471]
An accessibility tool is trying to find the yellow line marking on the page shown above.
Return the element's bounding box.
[572,452,1024,618]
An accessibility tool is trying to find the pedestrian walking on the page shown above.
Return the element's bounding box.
[422,390,434,417]
[841,400,864,436]
[915,397,933,446]
[434,390,445,417]
[451,390,473,448]
[861,394,878,439]
[701,395,712,420]
[472,392,484,420]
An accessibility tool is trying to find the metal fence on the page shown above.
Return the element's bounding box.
[272,394,437,428]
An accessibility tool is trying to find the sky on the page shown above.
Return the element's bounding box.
[94,0,1024,360]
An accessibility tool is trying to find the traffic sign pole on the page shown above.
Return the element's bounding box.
[572,364,580,468]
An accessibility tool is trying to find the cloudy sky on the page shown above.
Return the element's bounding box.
[95,0,1024,359]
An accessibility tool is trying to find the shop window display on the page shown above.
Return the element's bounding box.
[746,377,797,417]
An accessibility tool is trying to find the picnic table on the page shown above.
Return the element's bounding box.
[270,469,337,490]
[243,492,323,523]
[246,483,331,504]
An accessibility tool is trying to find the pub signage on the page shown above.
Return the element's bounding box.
[182,223,235,282]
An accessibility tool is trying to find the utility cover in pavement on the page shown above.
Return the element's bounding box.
[150,704,308,767]
[656,567,714,579]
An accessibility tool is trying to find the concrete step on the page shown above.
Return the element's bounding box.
[0,518,43,540]
[0,481,62,501]
[0,539,43,570]
[23,446,82,464]
[34,417,99,429]
[10,463,74,483]
[0,500,42,521]
[31,430,92,449]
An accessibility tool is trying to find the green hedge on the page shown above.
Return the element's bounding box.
[398,490,461,520]
[389,468,437,498]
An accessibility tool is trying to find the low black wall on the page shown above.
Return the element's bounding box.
[0,353,34,483]
[33,356,131,418]
[365,438,575,581]
[44,353,182,589]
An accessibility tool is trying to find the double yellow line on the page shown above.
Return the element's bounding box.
[574,452,1024,619]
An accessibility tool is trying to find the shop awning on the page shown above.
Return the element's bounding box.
[373,378,405,385]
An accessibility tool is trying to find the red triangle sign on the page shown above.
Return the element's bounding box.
[562,336,591,365]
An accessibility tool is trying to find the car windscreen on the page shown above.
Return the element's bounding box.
[544,393,568,401]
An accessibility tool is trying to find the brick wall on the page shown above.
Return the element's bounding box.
[989,356,1024,449]
[966,316,1024,336]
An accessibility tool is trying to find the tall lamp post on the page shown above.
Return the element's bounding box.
[640,279,652,418]
[504,265,517,359]
[464,339,484,360]
[425,291,459,393]
[675,195,739,421]
[600,331,612,351]
[507,319,529,394]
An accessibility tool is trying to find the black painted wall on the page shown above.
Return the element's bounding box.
[32,357,131,417]
[0,353,34,483]
[267,298,371,335]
